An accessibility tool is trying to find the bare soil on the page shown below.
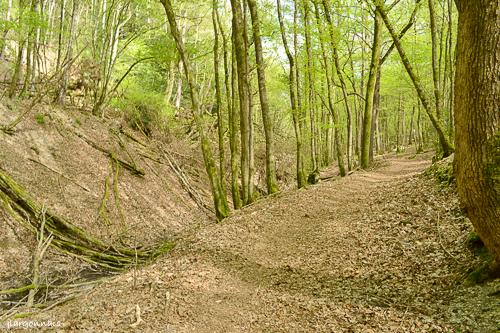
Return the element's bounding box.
[24,153,499,332]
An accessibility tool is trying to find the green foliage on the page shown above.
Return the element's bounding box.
[424,155,455,186]
[112,82,172,135]
[464,232,497,285]
[34,113,45,125]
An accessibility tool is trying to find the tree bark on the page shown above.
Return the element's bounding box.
[277,0,306,188]
[247,0,279,195]
[428,0,442,120]
[375,2,454,157]
[160,0,229,220]
[454,0,500,266]
[217,8,241,209]
[361,8,382,169]
[322,0,353,172]
[230,0,252,204]
[303,0,318,172]
[212,0,228,202]
[313,1,346,176]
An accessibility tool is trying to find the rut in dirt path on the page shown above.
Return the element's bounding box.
[35,154,498,333]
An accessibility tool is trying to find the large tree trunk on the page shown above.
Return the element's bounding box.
[454,0,500,267]
[247,0,279,195]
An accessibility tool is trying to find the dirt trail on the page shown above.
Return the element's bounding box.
[33,154,499,332]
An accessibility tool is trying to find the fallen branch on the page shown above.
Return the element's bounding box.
[27,158,90,192]
[72,129,145,176]
[0,168,173,271]
[28,207,54,307]
[156,144,213,214]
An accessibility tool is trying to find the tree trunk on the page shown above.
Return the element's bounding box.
[217,8,241,209]
[428,0,442,120]
[361,8,382,169]
[375,2,454,157]
[0,0,13,59]
[160,0,229,220]
[322,0,353,171]
[212,0,228,202]
[56,0,79,105]
[277,0,306,188]
[312,1,346,176]
[230,0,252,205]
[247,0,279,195]
[416,100,424,153]
[454,0,500,267]
[303,0,318,172]
[55,0,65,72]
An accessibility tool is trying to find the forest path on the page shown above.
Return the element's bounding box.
[37,153,498,332]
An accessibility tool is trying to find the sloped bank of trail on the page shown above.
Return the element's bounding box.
[35,154,499,332]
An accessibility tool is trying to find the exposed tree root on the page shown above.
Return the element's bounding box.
[0,168,174,271]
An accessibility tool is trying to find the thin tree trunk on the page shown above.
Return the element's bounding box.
[230,0,251,205]
[160,0,229,220]
[375,2,454,157]
[428,0,442,120]
[230,32,242,209]
[277,0,306,188]
[303,0,318,172]
[55,0,65,72]
[322,0,353,171]
[313,1,346,176]
[416,99,423,153]
[212,0,228,202]
[409,105,415,145]
[0,0,13,59]
[247,0,279,195]
[361,8,382,168]
[293,1,306,183]
[56,0,79,105]
[217,8,241,209]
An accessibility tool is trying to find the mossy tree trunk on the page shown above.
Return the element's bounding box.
[230,0,252,205]
[216,7,241,209]
[246,0,279,195]
[453,0,500,267]
[361,8,382,169]
[160,0,229,220]
[212,0,228,203]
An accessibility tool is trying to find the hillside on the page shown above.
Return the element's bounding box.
[1,110,497,332]
[0,100,215,300]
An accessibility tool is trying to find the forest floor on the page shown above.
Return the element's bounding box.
[25,152,499,332]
